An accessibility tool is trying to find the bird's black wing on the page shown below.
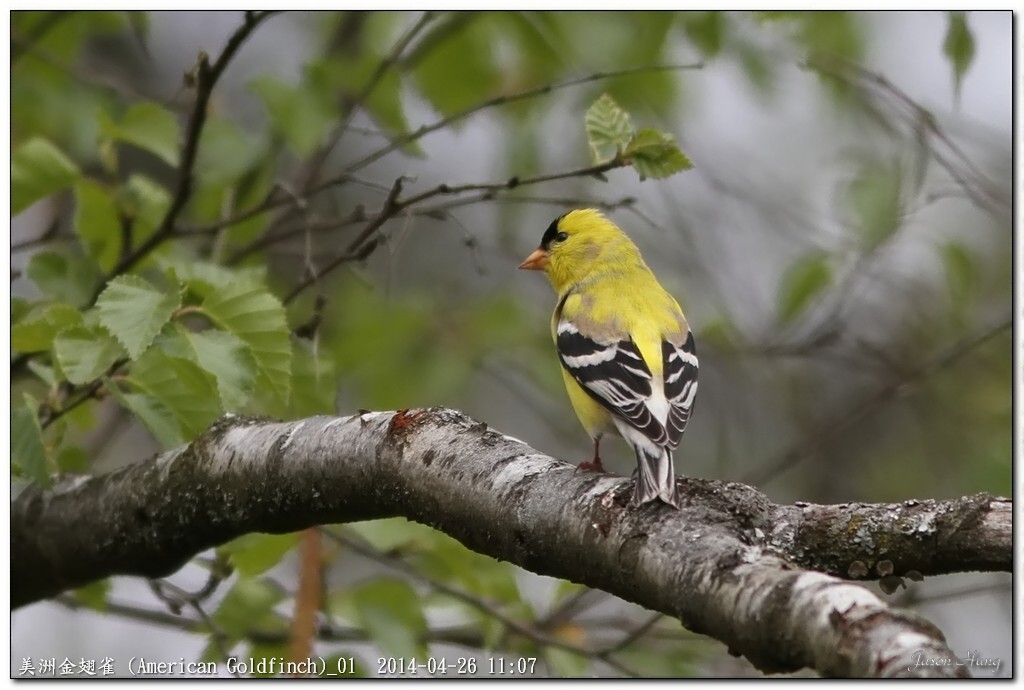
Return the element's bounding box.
[663,331,698,448]
[555,318,669,446]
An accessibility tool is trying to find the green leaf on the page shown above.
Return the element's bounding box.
[12,303,83,353]
[53,325,126,384]
[345,518,440,553]
[213,576,285,640]
[618,642,698,677]
[129,349,223,439]
[25,250,100,306]
[125,11,151,55]
[13,393,51,487]
[57,444,90,473]
[12,297,32,323]
[12,137,81,214]
[74,179,122,273]
[413,15,497,117]
[120,173,171,240]
[96,275,181,359]
[73,579,111,611]
[681,11,726,58]
[545,646,589,678]
[585,94,634,164]
[161,327,257,410]
[250,76,336,157]
[351,578,427,659]
[201,283,292,408]
[625,128,694,181]
[941,240,977,314]
[28,361,57,387]
[696,318,742,355]
[220,533,299,577]
[110,102,180,166]
[196,117,261,186]
[105,382,184,448]
[777,252,832,324]
[943,11,975,104]
[846,162,902,249]
[161,258,266,300]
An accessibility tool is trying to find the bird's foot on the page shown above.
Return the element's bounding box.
[576,458,606,473]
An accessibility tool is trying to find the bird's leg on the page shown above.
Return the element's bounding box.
[576,436,606,473]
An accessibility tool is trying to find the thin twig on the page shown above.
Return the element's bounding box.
[323,527,640,676]
[10,11,74,62]
[283,157,626,303]
[344,63,704,174]
[283,176,406,303]
[169,64,699,243]
[93,10,278,296]
[807,55,1007,219]
[746,315,1012,486]
[307,11,437,182]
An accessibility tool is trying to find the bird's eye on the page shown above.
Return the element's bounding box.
[556,231,569,242]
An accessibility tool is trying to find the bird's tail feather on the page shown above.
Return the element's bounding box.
[632,446,681,509]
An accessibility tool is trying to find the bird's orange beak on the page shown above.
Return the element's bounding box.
[518,248,549,271]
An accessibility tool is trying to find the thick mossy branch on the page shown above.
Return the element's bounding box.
[12,408,1008,677]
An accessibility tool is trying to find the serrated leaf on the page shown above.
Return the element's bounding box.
[846,162,902,249]
[105,382,184,448]
[96,275,181,359]
[625,127,694,180]
[160,258,267,299]
[777,252,832,324]
[74,179,122,273]
[161,327,256,410]
[12,137,81,214]
[129,349,222,439]
[201,284,292,408]
[585,94,634,164]
[250,76,336,157]
[25,250,100,306]
[12,303,84,353]
[213,577,286,640]
[53,325,126,384]
[351,578,427,660]
[115,102,180,167]
[13,393,51,487]
[220,533,299,577]
[943,11,975,104]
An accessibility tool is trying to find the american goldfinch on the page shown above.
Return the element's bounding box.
[519,209,698,509]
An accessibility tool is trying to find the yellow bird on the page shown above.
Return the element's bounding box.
[519,209,698,508]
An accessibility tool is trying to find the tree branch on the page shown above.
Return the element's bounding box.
[94,10,278,293]
[13,408,1007,676]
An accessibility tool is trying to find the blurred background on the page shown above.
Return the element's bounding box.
[11,11,1011,677]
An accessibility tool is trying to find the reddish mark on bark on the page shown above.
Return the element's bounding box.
[388,409,428,436]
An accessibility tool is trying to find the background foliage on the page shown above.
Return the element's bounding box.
[11,10,1011,677]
